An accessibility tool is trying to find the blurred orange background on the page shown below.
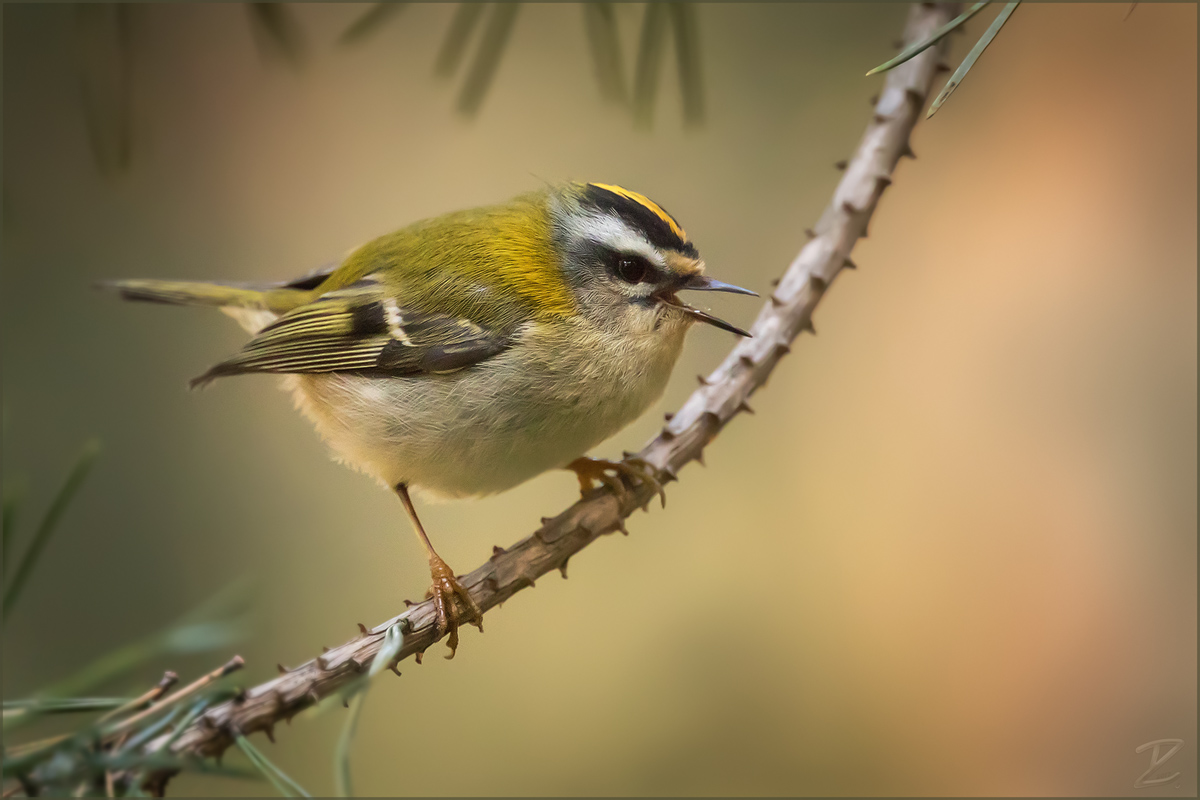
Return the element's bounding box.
[2,3,1195,796]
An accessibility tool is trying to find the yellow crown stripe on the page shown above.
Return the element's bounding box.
[589,183,689,243]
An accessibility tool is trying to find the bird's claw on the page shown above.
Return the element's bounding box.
[566,456,667,509]
[425,556,483,659]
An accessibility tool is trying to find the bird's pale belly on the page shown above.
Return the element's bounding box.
[286,320,686,499]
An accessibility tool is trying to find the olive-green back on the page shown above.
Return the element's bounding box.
[304,189,573,329]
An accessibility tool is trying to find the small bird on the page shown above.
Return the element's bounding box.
[110,182,755,655]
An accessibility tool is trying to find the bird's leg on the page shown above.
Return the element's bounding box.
[394,483,483,659]
[565,455,666,508]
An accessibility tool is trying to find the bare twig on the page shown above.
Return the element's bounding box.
[149,0,956,779]
[97,672,179,725]
[108,658,243,737]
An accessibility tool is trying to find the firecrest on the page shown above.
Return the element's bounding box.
[110,181,755,654]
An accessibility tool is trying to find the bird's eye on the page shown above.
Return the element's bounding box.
[612,254,651,285]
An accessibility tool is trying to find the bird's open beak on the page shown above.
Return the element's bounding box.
[658,274,757,337]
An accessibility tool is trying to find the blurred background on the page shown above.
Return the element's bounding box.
[2,3,1195,796]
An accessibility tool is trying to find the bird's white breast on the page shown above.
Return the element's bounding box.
[284,317,687,499]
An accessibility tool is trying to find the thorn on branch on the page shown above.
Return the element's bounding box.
[810,275,828,293]
[738,353,755,369]
[902,143,916,159]
[738,400,755,415]
[491,545,506,559]
[558,557,571,577]
[770,294,785,308]
[869,93,879,105]
[263,724,276,744]
[664,411,674,421]
[843,257,858,270]
[834,160,848,170]
[276,664,288,675]
[804,228,817,239]
[904,88,924,107]
[802,318,817,335]
[697,374,710,386]
[356,623,370,637]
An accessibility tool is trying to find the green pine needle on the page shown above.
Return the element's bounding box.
[157,698,213,752]
[632,2,669,128]
[2,475,26,575]
[339,3,407,47]
[235,734,312,798]
[335,623,404,797]
[928,2,1020,119]
[247,3,306,67]
[3,440,100,621]
[866,2,989,76]
[335,692,367,798]
[3,697,130,716]
[583,3,628,106]
[457,3,521,117]
[435,3,486,77]
[120,706,183,752]
[668,2,704,125]
[34,580,250,702]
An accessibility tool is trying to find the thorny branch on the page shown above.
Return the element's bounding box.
[143,3,957,791]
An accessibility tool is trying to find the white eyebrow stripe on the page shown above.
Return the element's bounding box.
[563,210,667,268]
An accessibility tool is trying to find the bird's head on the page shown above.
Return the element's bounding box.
[550,182,756,340]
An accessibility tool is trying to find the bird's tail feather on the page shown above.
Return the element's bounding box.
[101,278,322,323]
[103,279,280,309]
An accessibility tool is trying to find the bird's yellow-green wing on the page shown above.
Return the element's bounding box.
[191,279,512,387]
[190,188,573,385]
[285,190,573,328]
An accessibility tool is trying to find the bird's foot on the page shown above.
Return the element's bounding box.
[566,455,666,509]
[425,555,483,659]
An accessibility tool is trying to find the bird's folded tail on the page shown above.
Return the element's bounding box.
[102,279,298,311]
